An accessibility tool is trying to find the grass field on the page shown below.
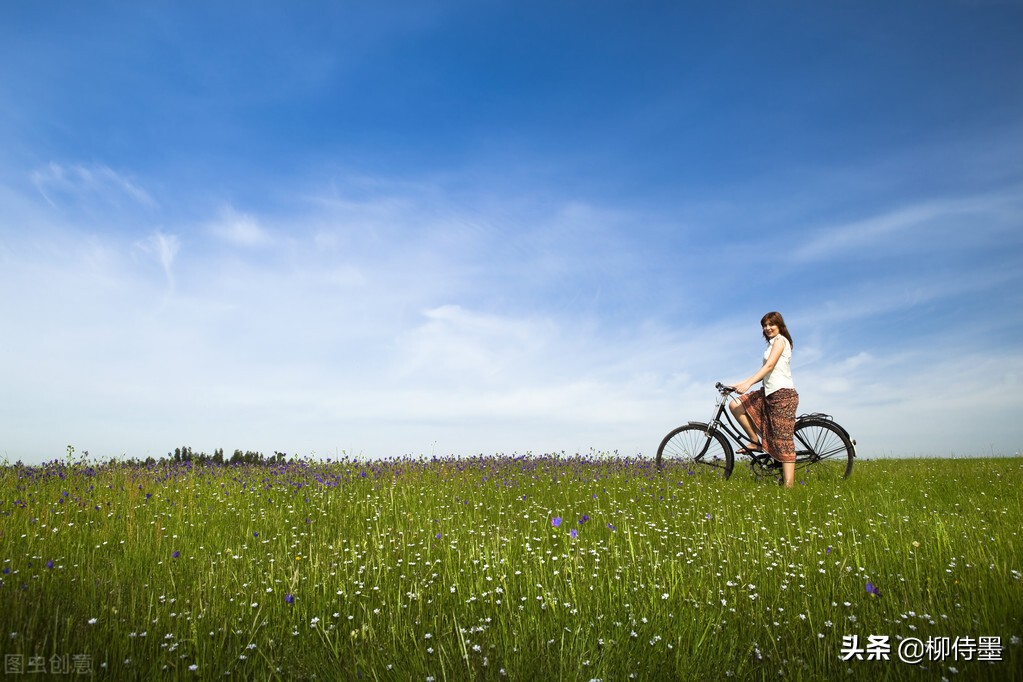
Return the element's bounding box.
[1,453,1020,680]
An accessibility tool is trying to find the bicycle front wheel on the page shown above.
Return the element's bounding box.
[656,424,734,479]
[793,417,854,480]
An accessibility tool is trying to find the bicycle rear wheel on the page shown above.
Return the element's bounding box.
[656,424,734,479]
[793,417,854,481]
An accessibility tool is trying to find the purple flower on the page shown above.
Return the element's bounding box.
[826,546,832,554]
[866,582,881,597]
[46,560,54,569]
[705,513,713,520]
[570,529,578,539]
[551,516,562,528]
[578,515,590,524]
[285,593,295,604]
[172,551,180,559]
[607,523,616,531]
[253,532,259,538]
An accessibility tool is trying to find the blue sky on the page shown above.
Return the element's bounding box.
[2,1,1021,463]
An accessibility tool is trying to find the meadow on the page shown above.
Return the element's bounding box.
[1,453,1020,680]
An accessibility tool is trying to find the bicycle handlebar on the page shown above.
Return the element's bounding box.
[715,382,736,394]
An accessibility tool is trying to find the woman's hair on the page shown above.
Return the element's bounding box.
[761,311,794,348]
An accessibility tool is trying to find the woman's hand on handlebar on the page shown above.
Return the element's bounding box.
[732,379,754,395]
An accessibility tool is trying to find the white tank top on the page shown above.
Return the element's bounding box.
[763,336,795,395]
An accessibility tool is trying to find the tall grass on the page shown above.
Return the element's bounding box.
[1,455,1020,680]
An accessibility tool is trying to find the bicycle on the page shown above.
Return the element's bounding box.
[655,382,856,481]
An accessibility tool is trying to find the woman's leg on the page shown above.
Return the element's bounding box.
[729,399,761,446]
[782,461,795,487]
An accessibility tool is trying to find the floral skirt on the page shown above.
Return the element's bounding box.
[738,387,799,463]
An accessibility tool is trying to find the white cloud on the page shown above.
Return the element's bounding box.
[209,205,273,246]
[30,162,156,211]
[2,169,1022,462]
[135,231,180,286]
[790,190,1023,264]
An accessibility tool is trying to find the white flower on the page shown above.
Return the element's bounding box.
[88,618,98,625]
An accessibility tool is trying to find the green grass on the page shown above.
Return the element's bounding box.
[1,455,1020,680]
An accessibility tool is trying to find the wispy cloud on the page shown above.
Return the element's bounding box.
[209,205,274,247]
[2,169,1022,459]
[30,162,156,211]
[790,191,1023,264]
[135,231,180,287]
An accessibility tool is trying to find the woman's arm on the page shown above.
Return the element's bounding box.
[732,337,786,394]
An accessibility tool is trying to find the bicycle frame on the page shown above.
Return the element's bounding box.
[689,384,748,454]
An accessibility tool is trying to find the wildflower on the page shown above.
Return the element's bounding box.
[253,532,259,538]
[607,523,616,531]
[866,582,881,597]
[172,551,180,559]
[578,515,590,524]
[88,618,98,625]
[551,516,562,528]
[46,560,54,569]
[570,529,578,539]
[285,593,295,605]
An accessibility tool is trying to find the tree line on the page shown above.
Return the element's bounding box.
[166,446,291,466]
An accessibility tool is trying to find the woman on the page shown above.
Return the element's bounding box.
[729,311,799,487]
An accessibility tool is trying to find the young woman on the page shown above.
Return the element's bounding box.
[729,312,799,487]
